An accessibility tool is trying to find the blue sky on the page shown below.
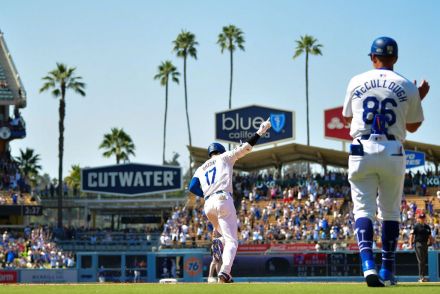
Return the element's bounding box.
[1,0,439,178]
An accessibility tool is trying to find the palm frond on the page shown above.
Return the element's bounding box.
[99,128,136,163]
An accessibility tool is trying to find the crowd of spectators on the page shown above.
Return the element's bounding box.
[404,170,439,196]
[0,225,75,269]
[0,154,40,205]
[57,226,158,245]
[160,171,440,250]
[0,154,25,192]
[0,152,38,207]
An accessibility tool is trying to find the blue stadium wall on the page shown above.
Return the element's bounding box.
[1,249,439,283]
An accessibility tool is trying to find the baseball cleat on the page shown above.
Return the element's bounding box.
[218,272,233,283]
[362,260,384,287]
[379,268,397,286]
[365,271,385,287]
[207,277,217,283]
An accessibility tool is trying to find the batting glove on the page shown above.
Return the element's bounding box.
[257,118,272,136]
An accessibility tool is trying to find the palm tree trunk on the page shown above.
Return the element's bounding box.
[163,81,169,164]
[183,57,193,174]
[228,48,234,151]
[229,49,233,109]
[57,95,65,229]
[305,52,309,146]
[305,52,310,175]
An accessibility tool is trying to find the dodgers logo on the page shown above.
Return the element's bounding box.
[270,113,285,133]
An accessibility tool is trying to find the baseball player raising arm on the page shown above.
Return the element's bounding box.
[342,36,429,287]
[188,118,271,283]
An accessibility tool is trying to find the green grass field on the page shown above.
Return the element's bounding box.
[1,283,440,294]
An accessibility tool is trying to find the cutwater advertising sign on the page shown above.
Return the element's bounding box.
[405,150,425,169]
[215,105,295,145]
[81,163,182,196]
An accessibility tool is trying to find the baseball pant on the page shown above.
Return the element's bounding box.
[415,242,428,278]
[204,192,238,277]
[349,136,405,221]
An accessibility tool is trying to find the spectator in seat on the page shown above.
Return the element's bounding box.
[11,192,18,205]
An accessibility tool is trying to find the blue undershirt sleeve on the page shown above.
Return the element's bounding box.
[188,177,204,197]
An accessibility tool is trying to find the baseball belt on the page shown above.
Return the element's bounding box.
[360,134,396,141]
[205,190,229,201]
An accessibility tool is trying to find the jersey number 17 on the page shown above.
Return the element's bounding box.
[205,167,217,185]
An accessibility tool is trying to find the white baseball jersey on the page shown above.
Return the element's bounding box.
[194,143,252,197]
[343,69,424,141]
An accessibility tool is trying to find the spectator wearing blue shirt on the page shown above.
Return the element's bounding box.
[12,193,18,205]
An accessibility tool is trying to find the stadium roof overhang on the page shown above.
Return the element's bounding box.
[189,142,349,171]
[189,140,440,172]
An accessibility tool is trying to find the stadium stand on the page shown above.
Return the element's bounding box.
[55,228,160,252]
[0,30,27,107]
[0,225,75,269]
[0,153,39,207]
[0,66,14,101]
[160,171,440,251]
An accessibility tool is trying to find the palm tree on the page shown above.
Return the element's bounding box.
[154,61,180,164]
[217,25,245,109]
[99,128,136,164]
[15,148,42,185]
[173,30,198,174]
[65,164,81,196]
[164,152,180,166]
[40,63,86,228]
[293,35,323,147]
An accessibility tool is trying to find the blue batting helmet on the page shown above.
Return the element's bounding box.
[207,142,226,157]
[369,36,398,57]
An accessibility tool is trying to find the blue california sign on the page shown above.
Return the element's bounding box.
[405,150,425,169]
[215,105,295,145]
[81,163,182,196]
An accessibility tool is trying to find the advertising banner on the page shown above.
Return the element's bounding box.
[270,243,317,252]
[237,244,270,252]
[20,269,78,283]
[81,163,182,196]
[405,150,425,169]
[424,177,440,187]
[0,270,18,283]
[293,253,327,265]
[324,106,351,141]
[183,256,203,282]
[238,243,317,252]
[347,243,359,251]
[215,105,295,145]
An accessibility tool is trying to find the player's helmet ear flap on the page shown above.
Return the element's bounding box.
[207,142,226,157]
[369,36,398,57]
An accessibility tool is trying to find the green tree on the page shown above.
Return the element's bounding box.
[99,128,136,164]
[40,63,86,228]
[164,152,180,166]
[173,30,198,174]
[64,164,81,195]
[293,35,323,147]
[154,60,180,164]
[15,148,42,185]
[217,25,245,109]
